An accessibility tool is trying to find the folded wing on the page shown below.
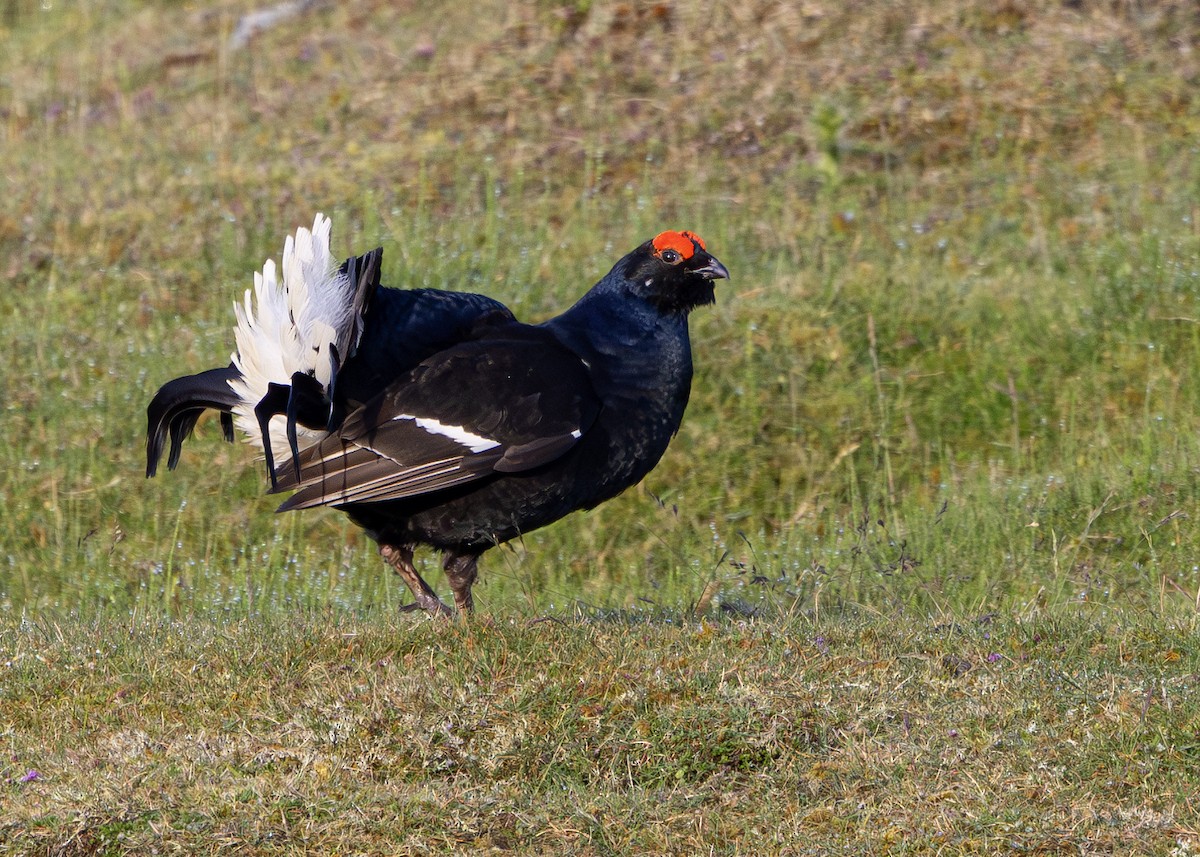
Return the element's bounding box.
[273,331,600,510]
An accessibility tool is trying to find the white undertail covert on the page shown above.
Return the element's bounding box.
[228,214,358,465]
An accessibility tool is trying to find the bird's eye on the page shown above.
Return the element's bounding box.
[660,248,681,264]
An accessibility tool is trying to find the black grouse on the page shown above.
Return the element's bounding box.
[146,216,728,615]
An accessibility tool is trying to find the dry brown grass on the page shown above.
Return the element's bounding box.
[5,0,1197,256]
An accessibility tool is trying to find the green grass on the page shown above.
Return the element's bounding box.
[2,0,1200,617]
[4,611,1200,854]
[3,0,1200,851]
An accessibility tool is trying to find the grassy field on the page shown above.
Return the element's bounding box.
[4,611,1200,854]
[3,0,1200,852]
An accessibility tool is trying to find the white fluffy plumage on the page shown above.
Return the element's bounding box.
[228,214,358,465]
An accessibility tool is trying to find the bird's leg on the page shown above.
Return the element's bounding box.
[443,552,480,615]
[379,543,452,617]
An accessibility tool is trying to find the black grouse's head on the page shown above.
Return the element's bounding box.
[620,230,730,315]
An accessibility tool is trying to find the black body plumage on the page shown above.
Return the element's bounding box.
[146,224,727,615]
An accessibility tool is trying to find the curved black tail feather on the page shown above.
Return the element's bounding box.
[341,247,383,365]
[145,365,242,477]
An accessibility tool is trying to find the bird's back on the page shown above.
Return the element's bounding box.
[335,287,513,408]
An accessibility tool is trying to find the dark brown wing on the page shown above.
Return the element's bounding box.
[273,328,600,511]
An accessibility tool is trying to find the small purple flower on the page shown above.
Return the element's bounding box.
[18,770,40,783]
[814,635,828,654]
[986,653,1002,664]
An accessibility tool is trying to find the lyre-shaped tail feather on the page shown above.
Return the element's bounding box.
[326,246,383,418]
[146,214,381,478]
[145,366,242,477]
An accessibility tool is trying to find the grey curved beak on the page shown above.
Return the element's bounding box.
[694,253,730,281]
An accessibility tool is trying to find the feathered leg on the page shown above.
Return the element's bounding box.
[379,543,452,617]
[443,552,481,615]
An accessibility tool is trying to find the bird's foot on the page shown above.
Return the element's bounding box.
[380,543,455,619]
[399,592,455,617]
